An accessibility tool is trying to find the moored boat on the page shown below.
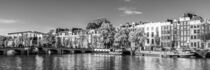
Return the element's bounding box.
[109,49,123,55]
[162,51,194,58]
[138,50,194,58]
[109,48,131,55]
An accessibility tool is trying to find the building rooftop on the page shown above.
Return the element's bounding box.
[8,31,47,35]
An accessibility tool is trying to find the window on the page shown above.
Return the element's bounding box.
[151,27,154,30]
[174,31,177,34]
[197,30,200,33]
[151,32,154,37]
[147,39,150,44]
[194,36,196,39]
[168,31,170,34]
[194,30,196,33]
[168,36,170,40]
[191,36,193,39]
[191,43,194,47]
[194,25,196,28]
[194,42,196,47]
[151,39,154,44]
[191,25,193,28]
[147,33,149,37]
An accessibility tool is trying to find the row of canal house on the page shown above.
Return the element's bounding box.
[55,28,102,49]
[162,13,210,50]
[133,13,210,50]
[4,28,103,49]
[6,31,48,47]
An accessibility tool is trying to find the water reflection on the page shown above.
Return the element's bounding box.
[35,55,43,70]
[0,54,210,70]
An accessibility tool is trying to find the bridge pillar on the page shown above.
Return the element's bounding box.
[3,50,7,55]
[195,50,208,58]
[25,50,30,55]
[70,51,74,54]
[20,50,25,55]
[81,50,86,53]
[2,50,7,55]
[60,50,65,54]
[57,49,62,54]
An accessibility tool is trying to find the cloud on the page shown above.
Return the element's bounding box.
[124,0,131,2]
[118,7,142,15]
[0,19,17,24]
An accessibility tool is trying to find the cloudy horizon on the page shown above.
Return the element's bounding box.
[0,0,210,35]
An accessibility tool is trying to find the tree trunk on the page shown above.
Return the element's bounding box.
[130,42,136,55]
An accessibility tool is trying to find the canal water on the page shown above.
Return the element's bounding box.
[0,54,209,70]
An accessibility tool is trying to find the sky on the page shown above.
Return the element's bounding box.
[0,0,210,35]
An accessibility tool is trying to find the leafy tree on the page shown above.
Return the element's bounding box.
[200,21,210,49]
[86,18,111,29]
[42,30,56,47]
[200,33,210,49]
[155,28,161,47]
[86,18,115,49]
[99,20,116,49]
[0,36,7,47]
[114,28,130,49]
[128,29,146,55]
[86,22,99,29]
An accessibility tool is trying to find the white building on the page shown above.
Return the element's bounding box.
[134,22,171,49]
[7,31,47,47]
[56,29,89,48]
[87,29,102,48]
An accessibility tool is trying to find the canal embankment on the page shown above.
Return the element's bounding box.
[1,46,210,59]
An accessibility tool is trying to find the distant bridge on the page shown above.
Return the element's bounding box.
[0,47,95,55]
[42,47,93,54]
[0,47,30,55]
[192,49,210,58]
